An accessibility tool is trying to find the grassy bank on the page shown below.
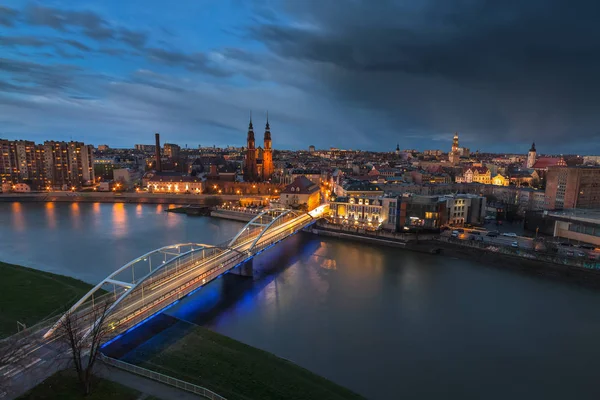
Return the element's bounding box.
[18,370,140,400]
[0,261,93,338]
[138,324,364,400]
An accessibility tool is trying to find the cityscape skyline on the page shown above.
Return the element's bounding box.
[2,1,600,153]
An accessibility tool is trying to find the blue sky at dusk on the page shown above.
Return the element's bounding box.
[1,1,600,153]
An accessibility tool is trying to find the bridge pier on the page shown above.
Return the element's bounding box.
[231,258,254,277]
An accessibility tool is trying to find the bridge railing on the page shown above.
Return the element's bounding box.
[100,354,227,400]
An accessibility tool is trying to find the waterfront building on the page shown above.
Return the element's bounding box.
[398,194,447,231]
[309,145,316,153]
[545,166,600,209]
[41,141,94,189]
[541,209,600,246]
[146,173,204,193]
[527,142,537,168]
[330,196,384,228]
[444,193,487,226]
[280,176,321,211]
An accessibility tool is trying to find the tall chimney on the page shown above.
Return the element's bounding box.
[154,133,162,172]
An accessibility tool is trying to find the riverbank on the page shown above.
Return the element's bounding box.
[307,224,600,286]
[131,320,365,400]
[0,261,93,338]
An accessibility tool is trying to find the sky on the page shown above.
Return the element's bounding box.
[1,0,599,154]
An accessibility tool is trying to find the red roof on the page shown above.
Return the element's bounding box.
[281,176,319,195]
[532,157,566,169]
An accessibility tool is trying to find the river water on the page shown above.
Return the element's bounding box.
[1,202,600,399]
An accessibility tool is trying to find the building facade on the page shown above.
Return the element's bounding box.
[545,166,600,209]
[280,176,321,211]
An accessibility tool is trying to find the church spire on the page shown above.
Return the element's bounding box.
[248,111,253,130]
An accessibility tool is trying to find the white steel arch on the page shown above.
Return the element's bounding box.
[44,242,225,339]
[227,208,292,248]
[247,209,308,252]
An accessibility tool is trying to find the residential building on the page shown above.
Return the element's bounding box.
[545,166,600,209]
[280,176,321,211]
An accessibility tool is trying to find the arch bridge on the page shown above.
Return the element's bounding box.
[45,206,326,341]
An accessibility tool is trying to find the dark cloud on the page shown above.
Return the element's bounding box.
[248,0,600,149]
[0,57,82,93]
[146,48,233,77]
[118,28,147,49]
[0,36,47,47]
[0,6,19,27]
[22,4,149,45]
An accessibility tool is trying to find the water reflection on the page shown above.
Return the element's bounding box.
[112,203,128,238]
[45,202,56,229]
[11,202,25,232]
[70,203,80,230]
[136,204,143,217]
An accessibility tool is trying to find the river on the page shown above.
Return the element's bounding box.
[1,202,600,399]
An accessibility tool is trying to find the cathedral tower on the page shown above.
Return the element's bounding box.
[262,113,274,180]
[244,115,258,181]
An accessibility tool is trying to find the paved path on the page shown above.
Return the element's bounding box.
[96,364,206,400]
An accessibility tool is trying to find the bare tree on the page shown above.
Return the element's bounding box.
[55,301,112,395]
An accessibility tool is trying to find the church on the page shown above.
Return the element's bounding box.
[244,114,274,182]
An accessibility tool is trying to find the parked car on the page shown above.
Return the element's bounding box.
[502,232,518,237]
[511,241,519,248]
[487,232,498,237]
[451,230,459,238]
[456,228,465,233]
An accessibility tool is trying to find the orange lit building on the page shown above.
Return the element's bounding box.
[244,114,274,182]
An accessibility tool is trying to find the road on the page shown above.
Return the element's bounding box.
[442,228,534,249]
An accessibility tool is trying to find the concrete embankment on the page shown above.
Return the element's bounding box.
[307,224,600,287]
[0,192,264,205]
